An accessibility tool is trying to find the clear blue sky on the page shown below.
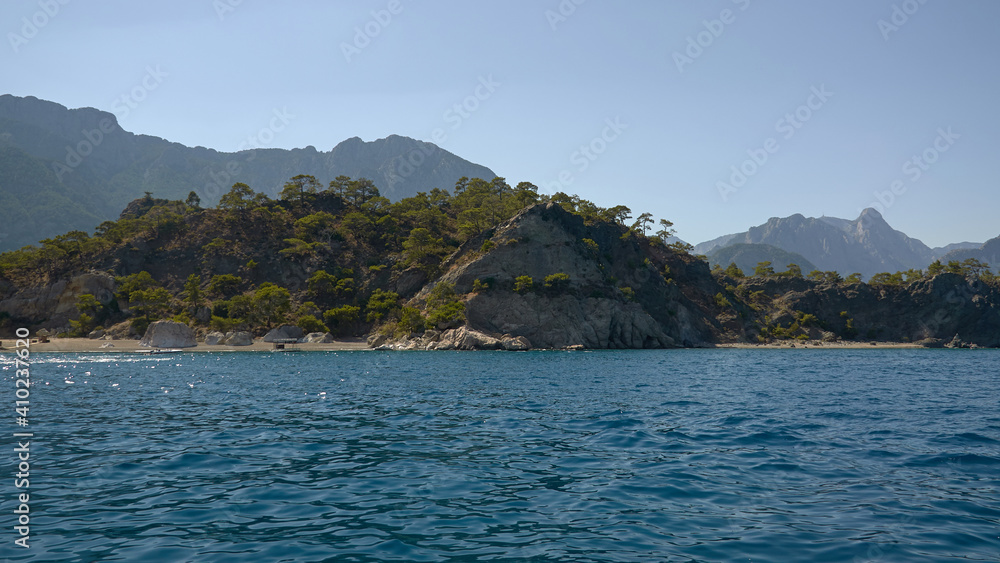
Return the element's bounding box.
[3,0,998,248]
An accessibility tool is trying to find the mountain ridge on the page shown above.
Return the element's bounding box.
[0,94,496,251]
[695,209,990,278]
[941,236,1000,268]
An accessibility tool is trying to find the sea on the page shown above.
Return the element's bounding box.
[1,349,998,562]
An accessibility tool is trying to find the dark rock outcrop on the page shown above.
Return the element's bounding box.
[747,272,1000,347]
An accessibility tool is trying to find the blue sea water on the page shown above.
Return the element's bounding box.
[2,349,999,562]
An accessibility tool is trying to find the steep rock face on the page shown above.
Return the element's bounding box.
[0,271,114,331]
[409,203,720,348]
[139,320,196,348]
[464,293,673,349]
[752,273,1000,346]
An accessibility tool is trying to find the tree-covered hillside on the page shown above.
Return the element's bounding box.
[1,173,998,348]
[0,175,685,339]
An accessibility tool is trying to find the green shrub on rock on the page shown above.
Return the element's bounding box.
[513,275,534,294]
[425,282,465,330]
[543,273,570,292]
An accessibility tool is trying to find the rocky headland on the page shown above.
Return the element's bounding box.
[1,182,998,350]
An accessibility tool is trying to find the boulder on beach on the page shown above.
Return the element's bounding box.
[204,331,225,345]
[263,325,304,342]
[223,331,253,346]
[299,332,334,343]
[139,321,196,348]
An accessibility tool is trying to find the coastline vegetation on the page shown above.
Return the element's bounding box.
[0,176,682,337]
[0,174,996,345]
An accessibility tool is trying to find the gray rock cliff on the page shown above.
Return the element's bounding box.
[395,203,721,349]
[0,271,114,333]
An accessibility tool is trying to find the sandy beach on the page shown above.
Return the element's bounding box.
[4,337,936,353]
[7,337,372,353]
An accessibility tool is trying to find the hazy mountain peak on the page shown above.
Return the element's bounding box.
[696,209,938,278]
[857,207,883,220]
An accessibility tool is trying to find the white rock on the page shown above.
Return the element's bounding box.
[139,321,196,348]
[263,325,304,342]
[501,335,531,351]
[300,332,333,343]
[223,331,253,346]
[204,331,225,345]
[367,333,389,348]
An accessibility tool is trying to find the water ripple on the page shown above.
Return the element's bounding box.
[2,349,998,562]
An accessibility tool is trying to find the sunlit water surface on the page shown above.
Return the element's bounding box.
[2,349,998,562]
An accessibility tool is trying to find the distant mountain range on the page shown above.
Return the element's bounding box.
[940,236,1000,268]
[695,209,988,279]
[0,94,495,252]
[2,94,994,279]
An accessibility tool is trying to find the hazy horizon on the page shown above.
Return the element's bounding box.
[3,0,998,248]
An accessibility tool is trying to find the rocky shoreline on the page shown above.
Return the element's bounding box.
[7,336,369,354]
[9,334,992,354]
